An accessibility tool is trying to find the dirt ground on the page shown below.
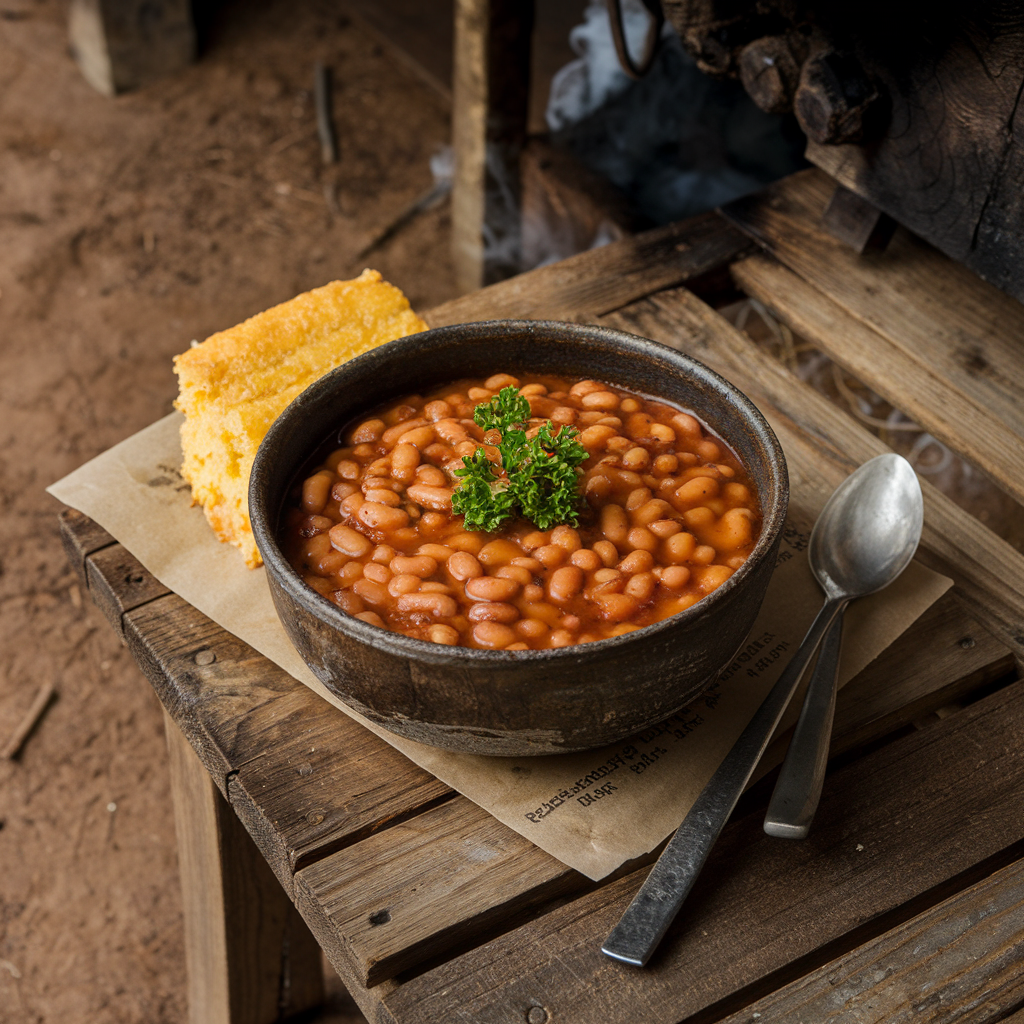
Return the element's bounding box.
[0,2,458,1020]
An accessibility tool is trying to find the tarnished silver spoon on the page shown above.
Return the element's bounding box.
[602,453,923,967]
[764,453,923,838]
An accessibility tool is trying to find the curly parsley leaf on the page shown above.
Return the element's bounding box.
[453,388,590,532]
[451,448,516,531]
[473,386,531,433]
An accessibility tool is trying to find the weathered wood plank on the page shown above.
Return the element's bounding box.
[716,857,1024,1024]
[165,712,324,1024]
[121,593,451,894]
[293,591,1011,990]
[601,288,1024,661]
[381,680,1024,1024]
[451,0,533,290]
[426,209,753,326]
[730,251,1024,509]
[720,168,1024,505]
[58,507,116,586]
[85,543,170,635]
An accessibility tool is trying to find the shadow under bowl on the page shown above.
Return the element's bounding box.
[250,319,789,756]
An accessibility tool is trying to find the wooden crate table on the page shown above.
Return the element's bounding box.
[58,169,1024,1024]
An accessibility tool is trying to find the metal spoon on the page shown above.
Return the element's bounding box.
[601,453,923,967]
[764,453,922,838]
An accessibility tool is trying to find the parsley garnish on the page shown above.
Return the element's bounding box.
[452,386,589,532]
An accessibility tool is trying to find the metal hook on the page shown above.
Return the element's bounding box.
[605,0,664,79]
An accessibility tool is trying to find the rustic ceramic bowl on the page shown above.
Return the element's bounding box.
[250,320,788,756]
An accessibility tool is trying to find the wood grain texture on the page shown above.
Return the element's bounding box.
[721,168,1024,505]
[601,288,1024,660]
[451,0,533,289]
[426,209,753,326]
[58,507,115,586]
[85,542,170,635]
[165,712,324,1024]
[294,591,1011,990]
[716,857,1024,1024]
[730,252,1024,507]
[797,6,1024,303]
[121,592,450,893]
[381,679,1024,1024]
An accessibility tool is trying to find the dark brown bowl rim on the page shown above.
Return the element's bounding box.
[250,319,789,667]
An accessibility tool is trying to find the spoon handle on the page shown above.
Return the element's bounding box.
[602,597,846,967]
[763,606,847,839]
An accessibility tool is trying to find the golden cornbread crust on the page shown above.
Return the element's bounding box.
[173,269,428,567]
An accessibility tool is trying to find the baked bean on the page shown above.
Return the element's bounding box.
[618,549,654,574]
[581,390,619,410]
[535,544,566,568]
[287,371,759,648]
[353,578,389,606]
[302,471,334,514]
[478,539,522,565]
[468,602,520,624]
[329,524,372,557]
[548,566,584,603]
[356,611,385,627]
[382,418,426,446]
[626,527,658,552]
[424,400,453,422]
[364,488,401,507]
[594,593,640,622]
[388,574,421,597]
[398,593,457,617]
[472,621,518,648]
[448,550,483,580]
[363,562,392,585]
[622,447,651,471]
[600,504,629,545]
[391,555,438,578]
[428,624,460,645]
[570,548,602,571]
[405,484,454,512]
[663,531,696,563]
[625,572,657,602]
[661,565,691,589]
[516,618,548,639]
[447,531,484,554]
[466,576,521,602]
[350,418,385,443]
[551,526,582,552]
[496,565,533,586]
[359,502,410,532]
[592,540,619,567]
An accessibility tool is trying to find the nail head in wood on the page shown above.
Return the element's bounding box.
[795,51,885,145]
[194,649,216,666]
[739,35,804,113]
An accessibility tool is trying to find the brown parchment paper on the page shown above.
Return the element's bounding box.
[49,413,951,879]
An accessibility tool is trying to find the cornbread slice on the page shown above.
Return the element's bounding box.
[173,269,428,567]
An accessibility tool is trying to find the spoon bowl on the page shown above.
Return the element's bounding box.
[809,454,924,601]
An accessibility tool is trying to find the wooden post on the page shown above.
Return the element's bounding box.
[164,713,324,1024]
[451,0,534,292]
[68,0,196,96]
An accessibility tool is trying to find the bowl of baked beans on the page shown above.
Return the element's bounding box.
[250,320,788,755]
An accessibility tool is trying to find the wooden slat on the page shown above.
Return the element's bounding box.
[721,169,1024,505]
[165,712,324,1024]
[120,593,451,893]
[716,857,1024,1024]
[85,543,171,634]
[600,288,1024,661]
[424,209,753,327]
[730,251,1024,508]
[58,507,116,586]
[292,591,1011,989]
[381,679,1024,1024]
